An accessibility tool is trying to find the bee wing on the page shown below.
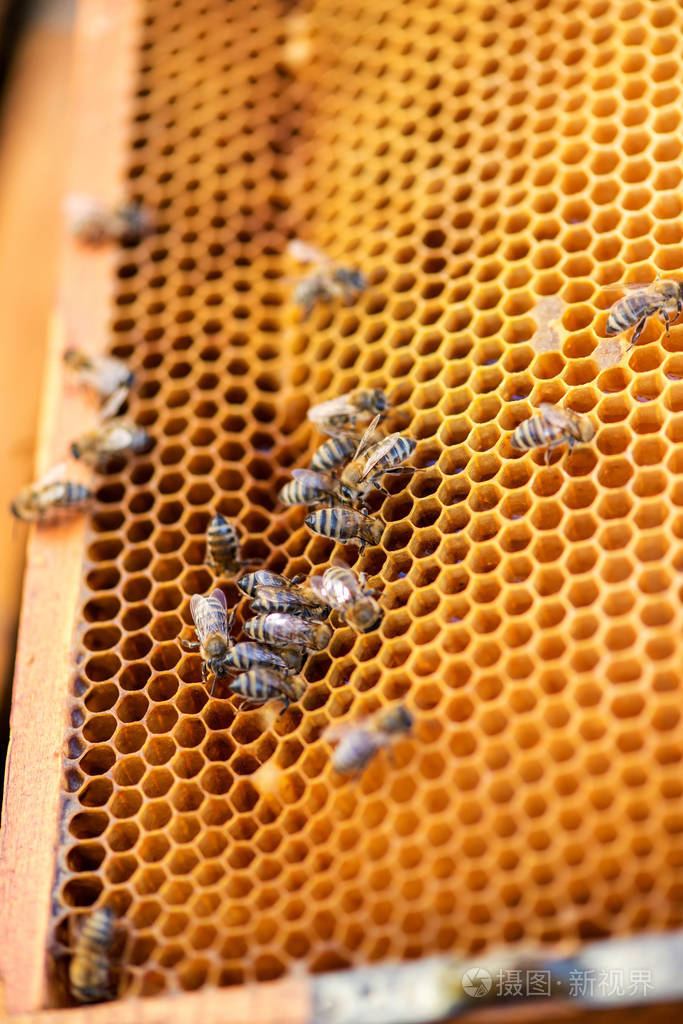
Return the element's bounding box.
[36,462,69,486]
[63,192,102,221]
[305,574,328,603]
[308,395,363,424]
[321,569,356,609]
[291,468,336,494]
[98,386,129,422]
[190,589,228,644]
[350,414,383,461]
[288,239,330,265]
[323,718,372,744]
[96,355,132,397]
[358,431,404,480]
[537,403,582,430]
[267,612,315,643]
[599,281,657,294]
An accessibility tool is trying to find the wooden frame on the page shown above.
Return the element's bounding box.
[0,0,138,1013]
[0,3,679,1024]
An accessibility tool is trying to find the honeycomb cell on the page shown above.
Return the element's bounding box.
[43,0,683,1005]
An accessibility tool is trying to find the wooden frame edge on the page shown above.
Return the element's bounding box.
[0,0,140,1013]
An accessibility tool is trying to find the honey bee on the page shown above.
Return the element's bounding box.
[237,569,330,611]
[236,569,291,597]
[251,584,329,620]
[70,418,152,468]
[310,434,358,473]
[309,565,382,633]
[510,403,595,463]
[220,642,291,675]
[10,465,92,522]
[325,705,414,775]
[308,387,389,438]
[229,669,305,713]
[244,612,332,651]
[279,468,342,508]
[288,239,367,320]
[66,194,153,246]
[181,588,236,693]
[68,907,116,1004]
[206,513,248,576]
[305,506,384,552]
[338,415,416,503]
[605,276,683,349]
[63,348,134,400]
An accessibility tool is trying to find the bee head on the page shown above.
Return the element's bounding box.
[347,269,367,291]
[384,705,414,734]
[373,389,389,412]
[338,480,358,502]
[578,418,596,444]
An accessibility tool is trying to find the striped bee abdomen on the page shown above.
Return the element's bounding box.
[310,435,357,472]
[605,294,652,336]
[510,415,555,451]
[206,513,243,574]
[229,669,301,710]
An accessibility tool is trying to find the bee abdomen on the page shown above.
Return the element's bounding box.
[310,435,357,472]
[224,643,288,673]
[373,435,416,471]
[69,952,111,1003]
[236,570,289,596]
[279,480,321,506]
[251,587,327,619]
[606,295,651,335]
[69,908,115,1004]
[305,507,348,540]
[511,415,554,451]
[58,482,93,508]
[229,669,297,706]
[333,731,377,773]
[207,513,242,572]
[128,426,152,454]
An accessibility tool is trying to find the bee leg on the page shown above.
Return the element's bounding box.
[627,317,648,350]
[544,439,565,465]
[660,309,672,337]
[277,698,291,718]
[180,638,200,651]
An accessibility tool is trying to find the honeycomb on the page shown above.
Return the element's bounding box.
[50,0,683,1006]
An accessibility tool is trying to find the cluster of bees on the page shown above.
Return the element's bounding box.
[18,195,683,1004]
[11,347,152,521]
[183,382,417,742]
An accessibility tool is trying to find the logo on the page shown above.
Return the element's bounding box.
[462,967,493,998]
